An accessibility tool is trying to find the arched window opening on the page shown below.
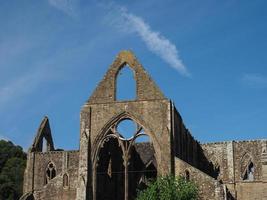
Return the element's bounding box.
[45,162,56,185]
[116,119,138,139]
[63,173,69,188]
[96,137,125,200]
[95,119,157,200]
[116,64,136,101]
[185,170,190,181]
[129,134,157,199]
[243,162,254,181]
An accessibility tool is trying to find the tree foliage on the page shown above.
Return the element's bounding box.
[136,175,198,200]
[0,140,26,200]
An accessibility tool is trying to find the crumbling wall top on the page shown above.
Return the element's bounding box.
[87,50,166,104]
[29,116,55,152]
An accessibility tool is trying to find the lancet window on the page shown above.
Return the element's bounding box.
[45,162,56,185]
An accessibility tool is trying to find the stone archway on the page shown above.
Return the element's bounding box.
[93,118,157,200]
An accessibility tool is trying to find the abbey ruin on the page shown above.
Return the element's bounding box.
[20,51,267,200]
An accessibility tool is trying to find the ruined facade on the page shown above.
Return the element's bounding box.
[20,51,267,200]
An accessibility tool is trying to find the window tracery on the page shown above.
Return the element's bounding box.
[45,162,56,185]
[95,117,156,200]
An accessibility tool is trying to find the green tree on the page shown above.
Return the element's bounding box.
[136,175,198,200]
[0,140,26,200]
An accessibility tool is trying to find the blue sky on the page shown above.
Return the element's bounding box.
[0,0,267,150]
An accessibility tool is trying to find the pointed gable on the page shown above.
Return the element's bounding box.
[88,50,165,104]
[30,116,55,152]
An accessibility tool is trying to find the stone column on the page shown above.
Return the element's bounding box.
[76,107,91,200]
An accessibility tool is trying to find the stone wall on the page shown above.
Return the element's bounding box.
[201,142,234,183]
[88,99,171,173]
[202,139,267,199]
[235,181,267,200]
[31,150,79,200]
[175,158,225,200]
[172,106,213,176]
[233,140,263,181]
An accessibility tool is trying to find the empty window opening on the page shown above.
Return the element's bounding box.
[129,134,157,199]
[211,162,220,179]
[45,162,56,185]
[42,138,48,152]
[116,64,136,101]
[116,119,138,139]
[243,162,254,181]
[63,173,69,188]
[185,170,190,181]
[96,137,125,200]
[95,121,157,200]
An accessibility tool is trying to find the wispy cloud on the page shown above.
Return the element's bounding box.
[47,1,190,76]
[0,69,49,110]
[241,73,267,88]
[122,11,190,76]
[48,0,79,17]
[103,4,190,77]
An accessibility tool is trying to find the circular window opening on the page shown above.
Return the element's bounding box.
[116,119,138,139]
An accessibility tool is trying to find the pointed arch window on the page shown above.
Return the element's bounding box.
[63,173,69,188]
[116,64,136,101]
[95,117,157,200]
[45,162,56,185]
[243,162,254,181]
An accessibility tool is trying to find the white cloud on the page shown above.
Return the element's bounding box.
[121,11,190,77]
[241,73,267,88]
[103,4,190,77]
[48,0,78,17]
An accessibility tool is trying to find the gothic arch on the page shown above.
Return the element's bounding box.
[88,50,165,103]
[240,152,254,180]
[115,63,137,101]
[63,173,69,188]
[114,61,136,77]
[44,161,57,185]
[92,112,159,200]
[92,111,160,163]
[113,60,138,102]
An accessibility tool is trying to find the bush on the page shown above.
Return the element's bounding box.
[136,175,198,200]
